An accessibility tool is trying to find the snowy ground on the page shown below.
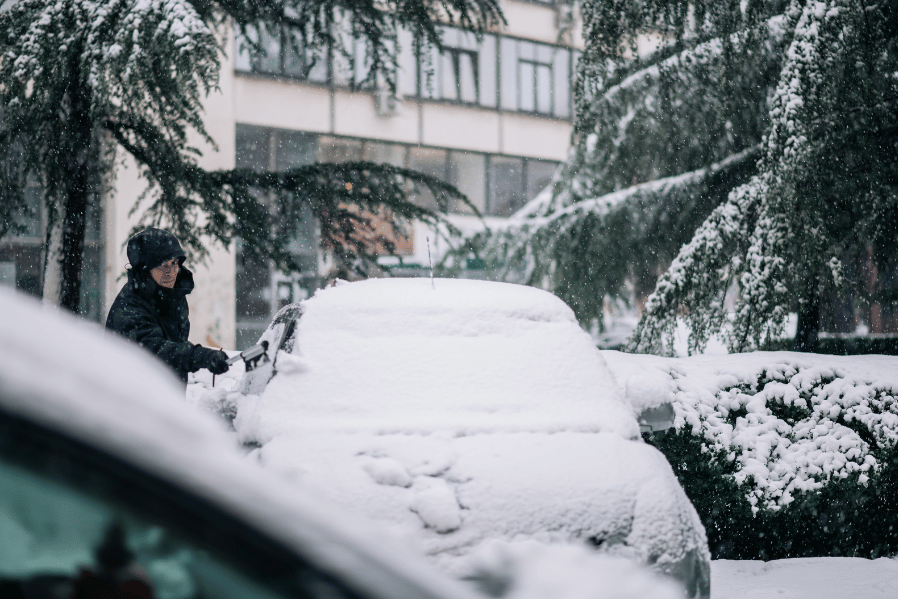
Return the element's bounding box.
[711,557,898,599]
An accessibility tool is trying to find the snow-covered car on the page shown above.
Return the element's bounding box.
[0,288,495,599]
[209,278,711,598]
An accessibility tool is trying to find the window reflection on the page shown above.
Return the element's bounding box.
[237,24,328,83]
[407,147,447,210]
[526,159,557,200]
[488,156,525,217]
[448,151,486,215]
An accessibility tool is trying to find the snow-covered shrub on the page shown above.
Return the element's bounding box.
[605,351,898,560]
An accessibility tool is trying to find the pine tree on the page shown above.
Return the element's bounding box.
[0,0,501,313]
[631,0,898,354]
[482,0,898,354]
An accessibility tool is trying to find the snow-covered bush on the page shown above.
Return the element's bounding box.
[605,351,898,560]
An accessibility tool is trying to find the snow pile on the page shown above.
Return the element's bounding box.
[237,278,638,441]
[603,351,898,511]
[463,540,682,599]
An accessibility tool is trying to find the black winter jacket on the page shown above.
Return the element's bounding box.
[105,267,203,383]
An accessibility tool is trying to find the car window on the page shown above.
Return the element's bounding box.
[0,412,357,599]
[0,457,307,599]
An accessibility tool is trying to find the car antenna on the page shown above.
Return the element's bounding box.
[426,235,435,290]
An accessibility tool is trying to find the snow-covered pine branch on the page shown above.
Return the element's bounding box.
[631,0,898,355]
[481,146,760,326]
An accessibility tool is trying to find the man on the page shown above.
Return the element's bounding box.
[106,228,229,383]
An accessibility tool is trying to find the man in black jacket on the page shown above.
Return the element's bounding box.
[106,228,229,384]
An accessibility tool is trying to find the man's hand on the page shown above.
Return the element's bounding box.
[192,346,230,375]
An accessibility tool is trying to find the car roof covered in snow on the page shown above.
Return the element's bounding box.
[0,288,481,599]
[249,278,639,440]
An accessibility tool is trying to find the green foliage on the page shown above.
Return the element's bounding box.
[642,353,898,559]
[649,428,898,560]
[630,1,898,354]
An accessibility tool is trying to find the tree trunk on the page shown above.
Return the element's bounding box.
[41,201,65,307]
[42,57,95,314]
[793,282,821,353]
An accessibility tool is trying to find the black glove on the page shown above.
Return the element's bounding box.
[192,346,229,375]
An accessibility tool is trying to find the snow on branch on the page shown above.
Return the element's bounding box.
[630,0,872,356]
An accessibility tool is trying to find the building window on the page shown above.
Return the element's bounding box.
[234,24,328,83]
[234,125,322,350]
[407,146,448,210]
[0,183,104,321]
[526,159,557,201]
[448,151,487,214]
[500,37,570,118]
[235,26,569,118]
[488,155,525,216]
[418,26,498,108]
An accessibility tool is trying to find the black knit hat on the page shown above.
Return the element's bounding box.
[127,228,186,272]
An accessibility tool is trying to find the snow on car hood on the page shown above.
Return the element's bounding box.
[239,278,639,441]
[248,429,706,578]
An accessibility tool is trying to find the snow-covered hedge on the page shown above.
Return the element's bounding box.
[604,351,898,560]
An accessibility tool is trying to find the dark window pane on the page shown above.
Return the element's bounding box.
[488,156,524,216]
[235,244,271,324]
[536,64,552,114]
[526,159,558,201]
[364,142,406,167]
[459,51,477,103]
[282,29,308,78]
[275,131,317,171]
[519,62,535,112]
[286,205,319,260]
[440,51,458,101]
[317,137,363,163]
[236,126,271,171]
[255,26,281,74]
[448,151,486,214]
[407,147,447,210]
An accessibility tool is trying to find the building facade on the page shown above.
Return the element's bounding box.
[0,0,584,350]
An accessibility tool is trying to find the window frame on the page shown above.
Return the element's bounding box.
[234,25,575,120]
